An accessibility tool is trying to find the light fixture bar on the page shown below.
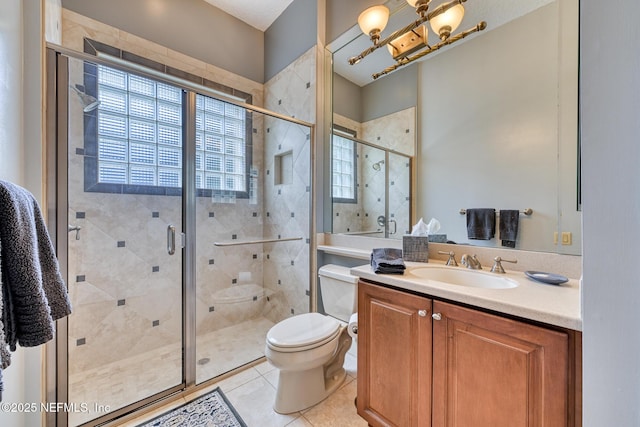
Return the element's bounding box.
[348,0,467,65]
[372,21,486,79]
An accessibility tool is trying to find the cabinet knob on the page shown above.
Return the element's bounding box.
[418,310,428,317]
[432,313,442,321]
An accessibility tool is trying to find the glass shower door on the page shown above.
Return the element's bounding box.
[64,55,184,425]
[54,49,314,424]
[193,93,313,384]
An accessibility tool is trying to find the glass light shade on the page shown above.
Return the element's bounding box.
[358,5,390,36]
[430,4,465,36]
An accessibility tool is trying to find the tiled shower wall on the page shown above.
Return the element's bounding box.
[361,107,416,157]
[62,10,312,373]
[262,46,316,322]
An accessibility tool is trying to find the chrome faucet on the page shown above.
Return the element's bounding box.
[460,254,482,270]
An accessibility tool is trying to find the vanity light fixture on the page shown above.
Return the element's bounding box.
[350,0,487,79]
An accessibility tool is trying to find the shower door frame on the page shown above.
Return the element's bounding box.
[45,45,317,427]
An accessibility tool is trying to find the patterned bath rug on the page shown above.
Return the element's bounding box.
[138,387,247,427]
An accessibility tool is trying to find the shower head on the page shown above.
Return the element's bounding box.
[70,85,101,112]
[372,160,385,171]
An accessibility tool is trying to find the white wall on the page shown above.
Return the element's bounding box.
[0,0,25,183]
[0,0,27,419]
[0,1,45,426]
[581,0,640,424]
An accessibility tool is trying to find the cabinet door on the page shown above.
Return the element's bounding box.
[432,301,569,427]
[357,281,432,427]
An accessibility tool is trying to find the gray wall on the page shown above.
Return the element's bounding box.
[326,0,380,43]
[581,0,640,424]
[332,72,362,122]
[362,64,418,122]
[62,0,265,83]
[417,2,579,254]
[264,0,317,81]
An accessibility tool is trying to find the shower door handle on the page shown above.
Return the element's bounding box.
[388,219,397,235]
[167,225,176,255]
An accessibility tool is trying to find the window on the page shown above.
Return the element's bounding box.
[332,134,357,203]
[92,67,183,189]
[195,94,247,192]
[84,60,250,197]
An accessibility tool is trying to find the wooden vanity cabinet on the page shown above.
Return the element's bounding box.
[357,279,433,427]
[357,280,581,427]
[432,300,571,427]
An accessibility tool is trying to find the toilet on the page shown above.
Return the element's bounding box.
[265,264,358,414]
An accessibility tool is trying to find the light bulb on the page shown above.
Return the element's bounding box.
[358,5,390,39]
[430,4,464,40]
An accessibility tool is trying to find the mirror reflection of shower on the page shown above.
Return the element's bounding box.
[70,84,100,112]
[372,160,384,171]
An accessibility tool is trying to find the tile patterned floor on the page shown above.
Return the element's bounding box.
[119,350,365,427]
[69,317,274,426]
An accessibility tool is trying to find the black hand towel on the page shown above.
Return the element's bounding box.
[371,248,406,274]
[499,209,519,248]
[466,208,496,240]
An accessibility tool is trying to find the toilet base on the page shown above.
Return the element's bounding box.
[273,366,347,414]
[272,327,352,414]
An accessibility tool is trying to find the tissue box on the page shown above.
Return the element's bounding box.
[403,235,429,262]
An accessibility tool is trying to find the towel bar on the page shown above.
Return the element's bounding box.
[214,236,303,247]
[459,208,533,216]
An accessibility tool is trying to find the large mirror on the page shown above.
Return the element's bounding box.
[329,0,580,255]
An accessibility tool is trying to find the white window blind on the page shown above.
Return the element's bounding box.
[332,135,356,200]
[95,65,247,192]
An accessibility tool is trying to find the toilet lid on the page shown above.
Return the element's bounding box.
[267,313,340,349]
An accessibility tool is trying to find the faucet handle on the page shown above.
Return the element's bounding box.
[490,256,517,274]
[438,251,458,266]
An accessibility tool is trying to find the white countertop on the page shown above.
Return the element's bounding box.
[350,261,582,331]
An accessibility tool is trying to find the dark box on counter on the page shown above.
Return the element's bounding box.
[402,235,429,262]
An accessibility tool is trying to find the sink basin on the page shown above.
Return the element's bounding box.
[409,266,518,289]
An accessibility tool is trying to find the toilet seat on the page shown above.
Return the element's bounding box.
[267,313,341,353]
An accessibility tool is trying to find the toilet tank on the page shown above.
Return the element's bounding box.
[318,264,358,322]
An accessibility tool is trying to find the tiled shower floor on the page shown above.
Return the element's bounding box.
[68,317,275,426]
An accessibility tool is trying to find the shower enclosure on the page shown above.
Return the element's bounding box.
[48,48,314,426]
[331,133,412,238]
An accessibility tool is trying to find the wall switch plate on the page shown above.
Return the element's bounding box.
[561,231,572,245]
[553,232,558,244]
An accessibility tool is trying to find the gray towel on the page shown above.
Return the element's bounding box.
[0,180,72,352]
[371,248,406,274]
[499,210,519,248]
[0,239,9,370]
[466,208,496,240]
[0,239,6,401]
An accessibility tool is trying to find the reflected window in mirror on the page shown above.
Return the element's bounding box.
[332,131,358,204]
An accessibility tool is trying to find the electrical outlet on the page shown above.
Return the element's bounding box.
[561,231,572,245]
